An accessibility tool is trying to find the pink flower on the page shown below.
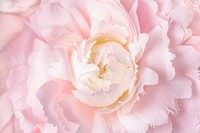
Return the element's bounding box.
[0,0,200,132]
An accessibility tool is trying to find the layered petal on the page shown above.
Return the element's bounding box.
[170,45,200,132]
[0,13,24,52]
[36,80,77,133]
[0,0,40,13]
[0,93,14,132]
[139,21,175,81]
[29,1,89,42]
[118,75,192,133]
[137,0,163,33]
[28,38,73,92]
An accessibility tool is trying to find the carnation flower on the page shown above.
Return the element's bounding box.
[0,0,200,132]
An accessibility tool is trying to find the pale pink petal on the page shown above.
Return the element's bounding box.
[120,0,136,12]
[156,0,193,28]
[170,45,200,132]
[155,0,183,16]
[6,66,29,112]
[168,23,193,47]
[0,13,24,51]
[4,30,34,114]
[185,36,200,52]
[92,114,109,133]
[0,0,40,13]
[92,113,127,132]
[118,75,192,132]
[0,93,13,131]
[139,21,175,81]
[86,0,135,41]
[29,2,89,41]
[137,0,163,33]
[36,78,94,133]
[59,95,95,132]
[36,80,79,133]
[28,38,73,91]
[118,110,148,132]
[169,3,193,28]
[129,33,149,62]
[20,108,45,132]
[1,30,34,100]
[189,3,200,35]
[0,52,10,95]
[1,116,21,133]
[121,67,159,114]
[71,83,127,107]
[147,119,172,133]
[41,123,57,133]
[155,0,194,47]
[171,45,200,80]
[25,38,73,132]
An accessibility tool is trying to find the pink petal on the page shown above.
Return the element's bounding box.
[168,23,193,47]
[170,45,200,132]
[0,13,24,51]
[147,119,172,133]
[28,38,73,91]
[86,0,135,40]
[123,0,141,35]
[121,67,159,114]
[129,33,149,62]
[36,80,79,133]
[92,113,127,132]
[1,30,34,97]
[29,2,89,41]
[189,3,200,35]
[0,0,39,13]
[137,0,163,33]
[59,94,95,132]
[185,36,200,52]
[0,116,21,133]
[169,3,193,28]
[41,123,57,133]
[92,114,109,133]
[139,21,175,81]
[0,93,13,131]
[155,0,183,16]
[118,75,192,132]
[171,45,200,80]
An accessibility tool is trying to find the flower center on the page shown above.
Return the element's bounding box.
[71,36,135,107]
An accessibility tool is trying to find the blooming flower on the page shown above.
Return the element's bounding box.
[0,0,200,132]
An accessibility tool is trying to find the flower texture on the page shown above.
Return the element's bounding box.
[0,0,200,132]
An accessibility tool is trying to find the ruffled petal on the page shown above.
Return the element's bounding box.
[0,93,13,131]
[137,0,163,33]
[59,94,95,132]
[28,38,73,91]
[36,80,78,133]
[129,33,149,62]
[120,0,136,12]
[139,21,175,81]
[147,119,172,133]
[0,13,24,52]
[170,45,200,132]
[87,0,136,42]
[92,114,109,133]
[118,75,192,133]
[0,0,39,13]
[185,36,200,52]
[121,67,159,114]
[29,1,89,41]
[188,1,200,35]
[155,0,194,46]
[0,116,21,133]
